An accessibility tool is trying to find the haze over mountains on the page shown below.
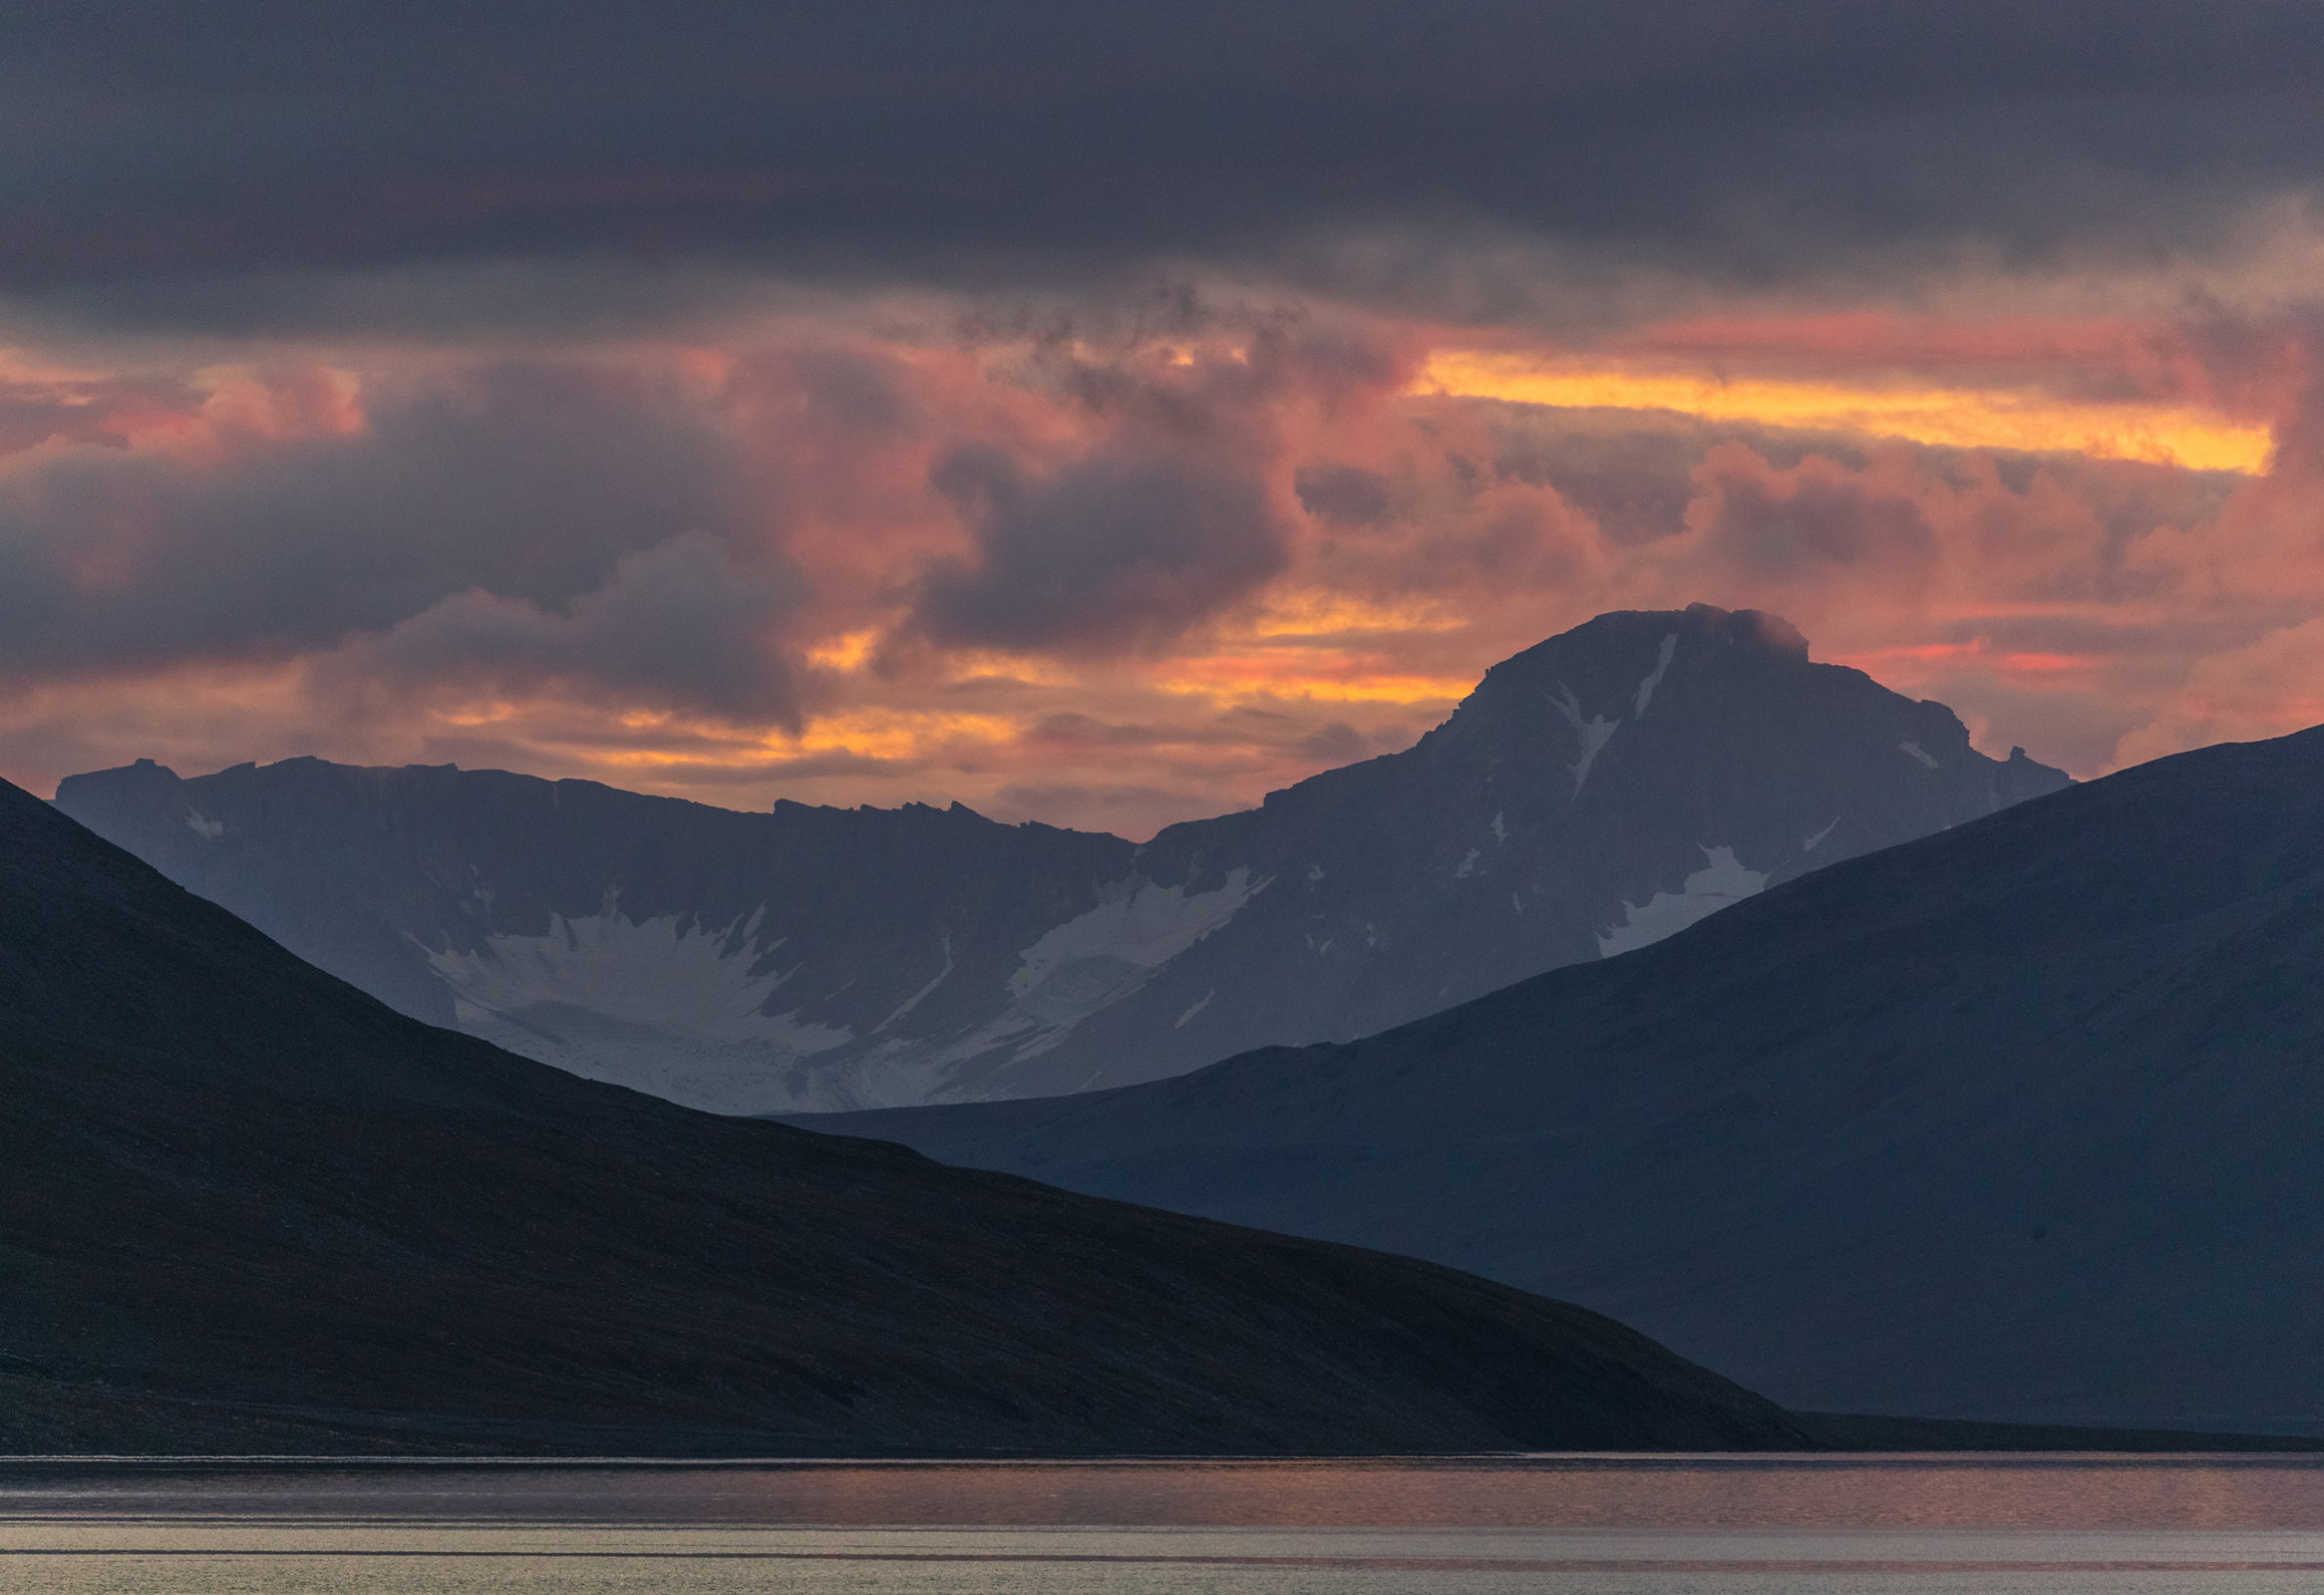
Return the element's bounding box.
[56,604,2067,1113]
[799,726,2324,1436]
[0,770,1823,1455]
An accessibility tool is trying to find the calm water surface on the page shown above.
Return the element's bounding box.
[5,1455,2324,1594]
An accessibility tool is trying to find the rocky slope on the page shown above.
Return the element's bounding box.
[797,727,2324,1435]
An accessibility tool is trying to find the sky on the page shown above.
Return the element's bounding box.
[3,1,2322,839]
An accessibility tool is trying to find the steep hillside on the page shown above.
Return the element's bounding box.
[797,729,2324,1435]
[0,774,1812,1455]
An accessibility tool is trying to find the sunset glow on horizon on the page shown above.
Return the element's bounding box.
[5,5,2324,839]
[1412,350,2278,475]
[4,295,2322,840]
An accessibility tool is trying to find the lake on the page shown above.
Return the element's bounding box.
[6,1454,2324,1593]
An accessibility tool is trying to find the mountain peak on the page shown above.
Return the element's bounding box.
[57,608,2067,1112]
[1502,602,1809,674]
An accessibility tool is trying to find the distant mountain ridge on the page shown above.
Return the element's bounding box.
[56,604,2069,1112]
[794,726,2324,1435]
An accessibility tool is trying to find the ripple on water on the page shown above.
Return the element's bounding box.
[6,1455,2324,1594]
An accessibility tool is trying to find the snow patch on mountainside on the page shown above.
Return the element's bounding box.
[1633,631,1680,717]
[874,935,953,1032]
[1007,869,1262,1001]
[422,905,851,1114]
[902,869,1267,1095]
[1596,846,1770,958]
[1550,685,1620,795]
[415,871,1267,1115]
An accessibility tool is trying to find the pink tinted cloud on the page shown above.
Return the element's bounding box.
[0,372,208,463]
[5,299,2324,833]
[2116,616,2324,765]
[313,529,809,726]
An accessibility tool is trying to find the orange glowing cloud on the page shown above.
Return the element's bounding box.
[1825,639,2099,683]
[1412,350,2276,473]
[1242,589,1468,639]
[7,299,2324,838]
[1148,651,1474,707]
[577,706,1026,772]
[1612,313,2190,387]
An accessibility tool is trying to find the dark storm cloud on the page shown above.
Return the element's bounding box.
[1489,428,1709,543]
[4,2,2321,327]
[1294,464,1395,527]
[1294,721,1372,764]
[911,443,1290,654]
[328,529,807,723]
[1694,447,1941,578]
[0,363,760,677]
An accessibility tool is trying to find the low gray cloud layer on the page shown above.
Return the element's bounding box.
[4,2,2320,330]
[327,530,807,723]
[913,444,1290,654]
[0,363,777,697]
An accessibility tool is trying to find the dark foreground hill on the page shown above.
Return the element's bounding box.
[55,605,2065,1113]
[797,728,2324,1436]
[0,776,1823,1456]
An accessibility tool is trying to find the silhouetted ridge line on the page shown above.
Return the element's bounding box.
[793,726,2324,1436]
[0,773,1815,1455]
